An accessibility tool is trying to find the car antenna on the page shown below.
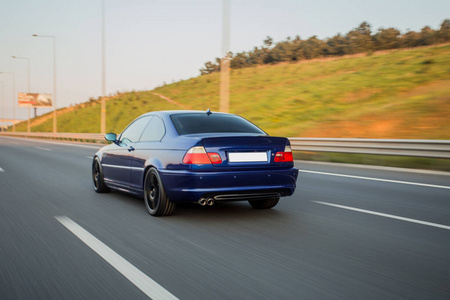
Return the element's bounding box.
[206,108,212,116]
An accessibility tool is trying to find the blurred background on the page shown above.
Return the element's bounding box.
[0,0,449,140]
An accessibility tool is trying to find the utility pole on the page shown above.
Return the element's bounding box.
[12,56,31,133]
[219,0,231,113]
[0,82,3,133]
[101,0,106,134]
[32,34,57,133]
[0,72,16,132]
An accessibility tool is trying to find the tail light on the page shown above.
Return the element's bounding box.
[274,145,293,162]
[207,153,222,164]
[183,146,222,164]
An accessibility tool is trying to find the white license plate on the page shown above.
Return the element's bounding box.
[228,152,268,163]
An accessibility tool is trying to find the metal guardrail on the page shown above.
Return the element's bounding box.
[0,132,105,143]
[289,138,450,159]
[1,132,449,159]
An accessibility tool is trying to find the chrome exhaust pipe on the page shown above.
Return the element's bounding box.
[198,198,207,206]
[206,198,215,206]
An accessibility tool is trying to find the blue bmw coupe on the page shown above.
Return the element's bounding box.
[92,110,298,216]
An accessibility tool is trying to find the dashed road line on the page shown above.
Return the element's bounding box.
[55,216,178,300]
[300,170,450,190]
[314,201,450,231]
[0,167,4,172]
[296,160,450,176]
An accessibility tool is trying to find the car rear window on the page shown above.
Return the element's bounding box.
[170,113,266,135]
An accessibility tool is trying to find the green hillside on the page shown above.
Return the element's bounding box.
[14,44,450,139]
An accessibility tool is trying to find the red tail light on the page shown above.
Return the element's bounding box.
[208,153,222,164]
[183,146,222,164]
[274,145,293,162]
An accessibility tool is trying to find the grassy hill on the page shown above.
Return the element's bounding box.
[14,43,450,139]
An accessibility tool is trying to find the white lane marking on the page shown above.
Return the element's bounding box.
[314,201,450,231]
[300,170,450,190]
[55,216,178,300]
[34,147,53,151]
[86,156,93,159]
[296,160,450,177]
[0,136,102,149]
[0,167,4,172]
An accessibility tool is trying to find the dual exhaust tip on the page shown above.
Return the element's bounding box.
[198,198,215,206]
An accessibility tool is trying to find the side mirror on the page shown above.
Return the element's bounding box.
[105,133,117,142]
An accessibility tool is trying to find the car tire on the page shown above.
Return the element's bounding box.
[248,197,280,209]
[92,157,110,193]
[144,167,175,216]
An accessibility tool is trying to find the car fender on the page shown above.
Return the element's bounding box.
[144,157,164,173]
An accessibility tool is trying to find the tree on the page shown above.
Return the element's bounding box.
[326,34,348,56]
[230,52,252,69]
[198,20,447,75]
[199,58,220,75]
[400,30,421,47]
[419,26,438,45]
[346,22,374,53]
[270,40,295,63]
[291,36,306,61]
[439,19,450,42]
[263,36,274,48]
[374,28,401,50]
[302,36,325,59]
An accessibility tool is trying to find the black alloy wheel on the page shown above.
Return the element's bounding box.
[248,197,280,209]
[92,157,110,193]
[144,167,175,216]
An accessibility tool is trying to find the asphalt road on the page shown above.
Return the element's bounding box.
[1,136,449,299]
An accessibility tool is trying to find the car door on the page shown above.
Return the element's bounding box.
[130,116,166,191]
[103,116,152,189]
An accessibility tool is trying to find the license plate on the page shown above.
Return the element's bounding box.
[228,152,268,163]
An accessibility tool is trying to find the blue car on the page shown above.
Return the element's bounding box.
[92,110,298,216]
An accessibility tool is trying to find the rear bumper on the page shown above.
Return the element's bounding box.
[159,168,298,203]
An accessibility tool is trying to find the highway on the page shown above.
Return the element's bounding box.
[1,136,449,299]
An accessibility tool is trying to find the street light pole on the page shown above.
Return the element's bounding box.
[0,72,16,132]
[33,34,57,134]
[220,0,231,113]
[101,0,106,134]
[0,81,3,133]
[12,56,31,133]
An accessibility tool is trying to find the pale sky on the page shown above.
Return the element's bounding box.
[1,0,449,120]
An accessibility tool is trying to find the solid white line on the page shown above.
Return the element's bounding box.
[1,136,102,149]
[299,170,450,190]
[314,201,450,231]
[35,147,53,151]
[55,216,178,300]
[0,167,4,172]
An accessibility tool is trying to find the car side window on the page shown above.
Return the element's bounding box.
[140,116,165,142]
[120,116,152,144]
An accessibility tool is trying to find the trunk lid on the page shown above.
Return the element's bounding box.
[201,136,291,169]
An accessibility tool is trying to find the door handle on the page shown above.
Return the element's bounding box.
[127,146,135,152]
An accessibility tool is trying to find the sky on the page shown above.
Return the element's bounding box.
[0,0,449,121]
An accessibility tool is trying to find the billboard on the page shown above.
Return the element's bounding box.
[18,93,53,108]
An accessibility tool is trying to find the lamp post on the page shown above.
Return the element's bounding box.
[0,81,3,132]
[0,72,16,132]
[12,56,31,133]
[220,0,231,113]
[101,0,106,134]
[32,34,57,134]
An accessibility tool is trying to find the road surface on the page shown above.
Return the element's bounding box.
[0,136,449,299]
